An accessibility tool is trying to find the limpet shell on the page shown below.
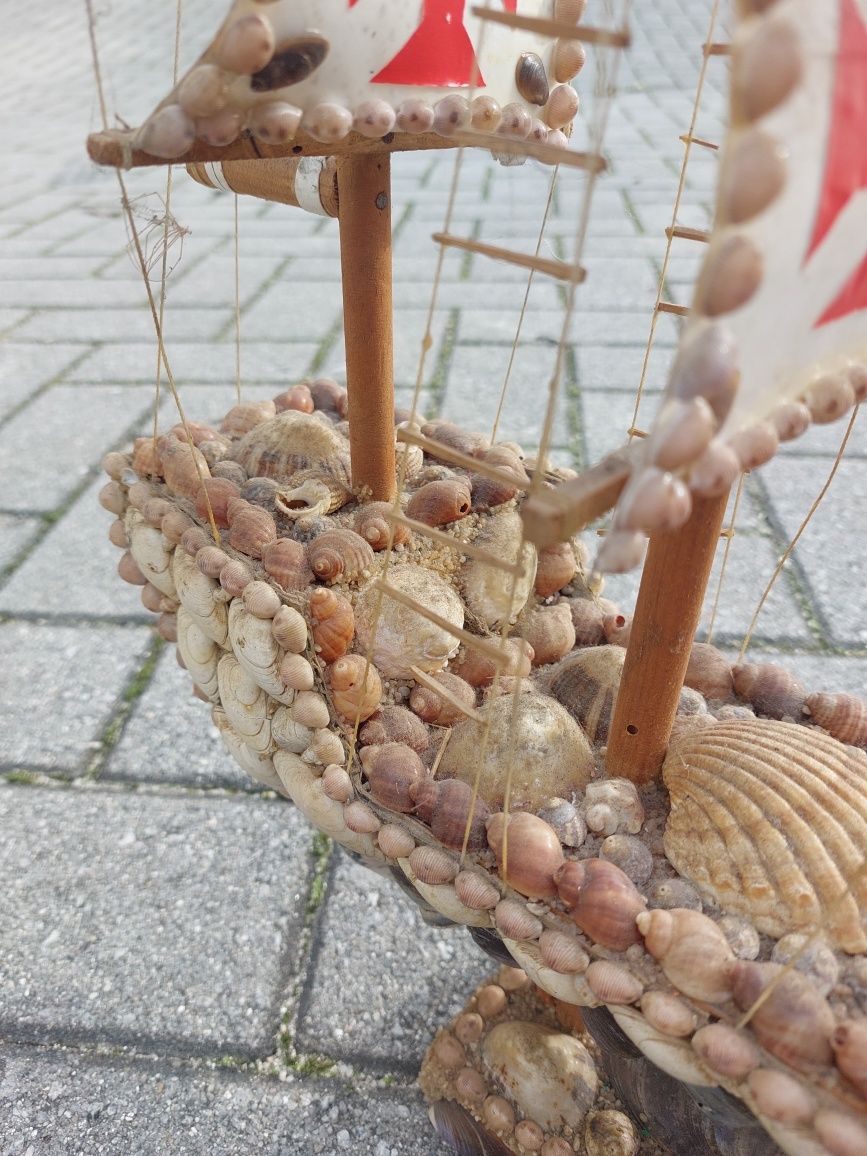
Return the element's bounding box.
[663,719,867,951]
[461,510,537,628]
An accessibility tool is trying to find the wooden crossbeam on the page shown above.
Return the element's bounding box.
[373,580,509,665]
[433,233,585,282]
[665,225,710,243]
[471,7,631,47]
[657,301,690,317]
[452,132,608,173]
[387,510,526,577]
[679,133,719,151]
[703,41,731,55]
[396,428,534,491]
[409,665,483,723]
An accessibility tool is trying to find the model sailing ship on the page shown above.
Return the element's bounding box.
[88,1,867,1153]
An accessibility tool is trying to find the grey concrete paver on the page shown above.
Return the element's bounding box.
[0,514,41,573]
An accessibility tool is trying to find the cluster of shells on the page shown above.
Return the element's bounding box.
[132,0,585,162]
[598,1,867,574]
[101,383,867,1156]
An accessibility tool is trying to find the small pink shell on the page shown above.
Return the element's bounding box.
[586,960,643,1005]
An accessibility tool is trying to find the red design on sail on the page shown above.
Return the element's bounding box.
[369,1,485,87]
[808,0,867,327]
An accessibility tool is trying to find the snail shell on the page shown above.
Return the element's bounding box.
[308,377,346,416]
[240,476,280,509]
[470,445,529,511]
[271,605,308,653]
[377,823,415,859]
[409,671,476,726]
[685,642,733,702]
[731,960,835,1072]
[361,741,426,812]
[586,960,643,1006]
[275,477,345,521]
[227,500,277,559]
[273,384,314,414]
[358,706,429,753]
[555,859,646,952]
[326,654,383,722]
[409,778,491,852]
[812,1110,867,1156]
[832,1020,867,1095]
[235,410,348,482]
[537,798,586,848]
[495,899,543,941]
[522,602,576,667]
[195,478,239,529]
[454,870,500,911]
[691,1023,760,1080]
[637,908,735,1003]
[535,542,579,598]
[242,580,281,620]
[639,991,696,1039]
[308,587,354,663]
[544,644,624,744]
[406,478,472,526]
[600,834,653,886]
[450,637,533,687]
[308,528,375,584]
[563,597,607,646]
[602,611,631,647]
[731,661,806,719]
[805,691,867,747]
[746,1068,815,1126]
[421,420,488,459]
[486,812,564,899]
[408,845,459,886]
[219,558,253,599]
[354,501,411,551]
[539,929,589,975]
[583,778,645,837]
[461,510,537,628]
[159,436,211,500]
[279,652,315,692]
[262,538,314,592]
[219,400,276,438]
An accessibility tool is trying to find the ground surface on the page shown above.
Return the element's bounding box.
[1,1,866,1154]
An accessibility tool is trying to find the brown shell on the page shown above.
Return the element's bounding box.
[240,476,280,508]
[219,399,277,437]
[691,1024,760,1080]
[161,509,194,546]
[126,481,154,512]
[142,497,172,529]
[219,558,253,598]
[486,811,564,899]
[118,552,147,586]
[408,845,459,886]
[212,460,248,487]
[637,909,735,1004]
[731,960,835,1072]
[585,960,643,1006]
[409,671,477,726]
[358,706,429,752]
[410,778,491,852]
[685,642,733,702]
[102,451,129,481]
[544,644,624,743]
[555,859,645,951]
[327,654,383,722]
[98,481,126,516]
[262,538,314,591]
[273,384,314,414]
[515,52,549,106]
[195,477,240,529]
[522,602,576,667]
[450,637,533,687]
[663,719,867,951]
[354,501,411,551]
[806,691,867,747]
[732,661,806,719]
[562,597,607,647]
[309,377,347,415]
[534,543,578,598]
[196,546,229,580]
[131,437,163,479]
[377,823,416,860]
[227,501,277,559]
[832,1020,867,1096]
[420,420,488,460]
[362,742,426,812]
[406,478,472,527]
[470,446,529,511]
[308,587,355,662]
[108,519,130,549]
[308,528,375,584]
[159,436,211,500]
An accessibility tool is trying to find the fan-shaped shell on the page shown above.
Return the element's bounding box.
[235,410,348,481]
[461,510,537,628]
[308,528,375,584]
[662,719,867,951]
[228,599,291,701]
[216,654,274,753]
[172,547,228,645]
[176,608,221,701]
[354,564,464,680]
[126,511,177,598]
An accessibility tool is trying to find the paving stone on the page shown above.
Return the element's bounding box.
[0,1046,450,1156]
[66,342,320,386]
[0,514,41,573]
[0,622,152,772]
[242,280,343,343]
[0,342,90,421]
[14,307,236,344]
[106,650,251,792]
[0,787,312,1055]
[297,853,491,1068]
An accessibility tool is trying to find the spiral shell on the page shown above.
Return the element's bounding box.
[522,602,576,667]
[159,436,211,500]
[732,662,807,720]
[600,834,653,886]
[410,778,491,852]
[461,510,537,628]
[583,778,645,837]
[327,655,383,722]
[470,445,529,511]
[195,477,239,529]
[663,719,867,951]
[271,605,308,653]
[308,587,355,663]
[805,691,867,747]
[685,642,734,702]
[534,542,579,598]
[563,597,607,647]
[275,477,347,521]
[354,501,411,551]
[555,859,646,952]
[545,645,624,744]
[227,501,277,559]
[586,960,643,1006]
[406,478,472,526]
[731,960,835,1072]
[486,812,564,899]
[262,538,313,592]
[308,528,375,584]
[451,637,533,687]
[361,741,425,812]
[409,671,476,726]
[235,410,348,481]
[240,476,280,508]
[358,706,429,752]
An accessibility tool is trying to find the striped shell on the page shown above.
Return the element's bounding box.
[216,654,274,753]
[663,719,867,952]
[308,528,375,584]
[806,691,867,748]
[545,644,625,744]
[235,410,348,481]
[176,608,221,701]
[308,587,354,663]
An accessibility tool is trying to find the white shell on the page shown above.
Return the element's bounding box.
[274,749,378,858]
[271,605,309,653]
[212,708,286,794]
[176,608,221,701]
[127,511,177,598]
[173,547,228,645]
[502,938,597,1006]
[271,707,311,753]
[216,654,274,753]
[289,691,331,730]
[461,509,537,628]
[610,1006,715,1087]
[228,599,292,702]
[399,859,492,928]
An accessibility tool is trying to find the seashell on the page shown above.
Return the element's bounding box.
[771,400,812,442]
[142,498,172,529]
[454,871,500,911]
[689,439,742,497]
[213,710,283,794]
[637,909,735,1003]
[217,654,273,753]
[197,106,243,148]
[274,384,314,414]
[409,672,476,726]
[685,642,733,701]
[563,597,607,647]
[805,691,867,747]
[235,410,348,481]
[361,741,425,812]
[476,984,507,1020]
[242,580,281,619]
[157,613,178,643]
[462,510,537,628]
[130,437,162,479]
[693,234,763,318]
[668,319,740,424]
[592,530,645,575]
[470,446,529,512]
[534,543,579,598]
[552,38,586,82]
[536,798,586,849]
[176,608,221,701]
[522,603,576,667]
[172,548,228,645]
[812,1110,867,1156]
[228,600,288,700]
[544,644,624,745]
[377,823,415,859]
[832,1020,867,1095]
[408,846,459,886]
[305,728,345,767]
[556,860,646,951]
[545,83,580,131]
[227,501,277,559]
[495,899,543,941]
[102,451,129,482]
[451,1067,488,1104]
[602,611,631,647]
[555,0,587,21]
[355,564,464,680]
[639,991,696,1039]
[421,420,488,460]
[717,915,761,960]
[159,436,210,500]
[647,878,703,912]
[262,538,313,592]
[692,1023,760,1080]
[127,514,177,598]
[600,835,653,886]
[141,583,170,614]
[177,64,226,118]
[99,481,126,516]
[289,691,330,731]
[327,655,383,722]
[729,421,779,470]
[161,509,194,546]
[196,545,229,580]
[586,960,643,1006]
[746,1068,815,1126]
[440,691,594,810]
[538,929,589,976]
[406,478,472,527]
[358,706,429,753]
[308,528,375,584]
[270,605,308,653]
[410,778,491,852]
[396,98,435,133]
[433,94,471,136]
[515,52,549,105]
[303,102,353,144]
[308,378,346,415]
[354,502,411,551]
[734,17,804,122]
[451,637,533,687]
[215,12,275,74]
[352,99,396,138]
[771,932,840,996]
[720,128,787,225]
[322,764,353,804]
[486,812,564,899]
[481,1021,598,1132]
[271,709,311,754]
[219,558,253,599]
[731,960,835,1071]
[275,474,349,521]
[279,652,315,692]
[308,587,354,663]
[651,398,717,472]
[240,476,280,508]
[583,1110,637,1156]
[343,800,381,835]
[663,718,867,951]
[248,102,302,145]
[109,519,130,549]
[481,1094,515,1134]
[616,468,692,535]
[181,526,211,557]
[583,778,645,837]
[135,105,195,159]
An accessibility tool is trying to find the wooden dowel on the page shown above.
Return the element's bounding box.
[605,492,729,785]
[187,157,339,216]
[337,154,395,502]
[434,233,585,282]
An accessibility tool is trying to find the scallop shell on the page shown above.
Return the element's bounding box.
[176,608,221,701]
[235,410,349,481]
[126,511,177,598]
[216,654,274,753]
[228,600,291,701]
[172,547,229,646]
[662,719,867,951]
[354,564,464,680]
[462,510,537,628]
[308,528,375,584]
